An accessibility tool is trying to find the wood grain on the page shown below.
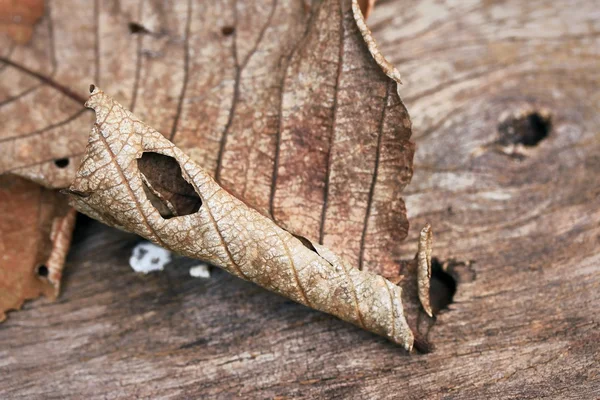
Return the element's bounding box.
[1,0,599,398]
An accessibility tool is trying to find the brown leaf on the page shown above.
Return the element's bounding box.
[66,88,430,350]
[357,0,376,19]
[0,0,45,44]
[0,175,76,322]
[1,0,414,279]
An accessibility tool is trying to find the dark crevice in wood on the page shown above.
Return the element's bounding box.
[497,110,552,147]
[429,257,458,314]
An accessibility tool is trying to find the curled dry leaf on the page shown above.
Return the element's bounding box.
[1,0,413,278]
[3,0,432,344]
[0,175,76,322]
[66,88,431,350]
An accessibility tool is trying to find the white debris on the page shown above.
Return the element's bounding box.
[129,242,172,274]
[189,264,211,279]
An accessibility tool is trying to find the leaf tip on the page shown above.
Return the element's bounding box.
[352,0,404,85]
[417,223,434,318]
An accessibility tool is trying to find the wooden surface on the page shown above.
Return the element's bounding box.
[1,0,599,398]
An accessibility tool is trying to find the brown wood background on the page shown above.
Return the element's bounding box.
[1,0,599,398]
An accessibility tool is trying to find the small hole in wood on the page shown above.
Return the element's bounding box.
[128,22,150,34]
[54,158,69,168]
[37,265,49,277]
[497,110,552,147]
[429,258,457,313]
[221,26,235,36]
[138,152,202,219]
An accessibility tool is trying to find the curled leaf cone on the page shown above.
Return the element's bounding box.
[66,88,432,350]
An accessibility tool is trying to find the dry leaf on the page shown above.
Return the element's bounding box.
[0,174,76,322]
[0,0,44,44]
[357,0,376,19]
[1,0,413,279]
[2,0,430,342]
[0,0,77,318]
[66,87,431,350]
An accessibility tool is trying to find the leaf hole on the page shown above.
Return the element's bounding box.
[430,258,457,314]
[138,152,202,219]
[497,110,552,147]
[37,265,49,277]
[54,158,69,168]
[128,22,151,34]
[221,26,235,36]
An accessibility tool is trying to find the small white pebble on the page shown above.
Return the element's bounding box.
[129,242,172,274]
[189,264,211,279]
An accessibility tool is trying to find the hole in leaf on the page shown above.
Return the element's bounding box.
[37,265,49,277]
[54,158,69,168]
[429,258,457,313]
[221,26,235,36]
[128,22,151,34]
[138,152,201,219]
[497,110,552,147]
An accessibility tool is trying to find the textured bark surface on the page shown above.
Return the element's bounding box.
[1,0,599,399]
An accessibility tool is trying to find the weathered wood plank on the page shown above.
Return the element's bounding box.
[1,0,599,398]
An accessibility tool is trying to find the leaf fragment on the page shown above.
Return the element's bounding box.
[66,88,428,350]
[0,0,44,44]
[0,175,76,322]
[0,0,414,280]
